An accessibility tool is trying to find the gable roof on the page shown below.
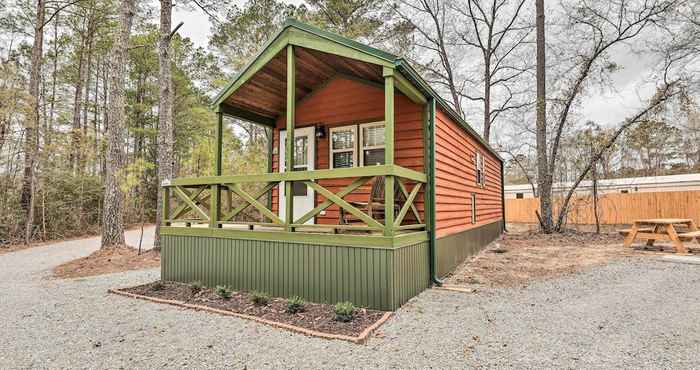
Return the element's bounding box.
[212,18,501,162]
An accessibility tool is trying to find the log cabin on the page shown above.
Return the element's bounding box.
[159,19,505,310]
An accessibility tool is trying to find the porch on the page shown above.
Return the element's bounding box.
[161,164,428,247]
[158,20,434,310]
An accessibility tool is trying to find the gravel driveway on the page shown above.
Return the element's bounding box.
[1,231,699,369]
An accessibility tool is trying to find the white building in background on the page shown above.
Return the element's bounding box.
[505,173,700,199]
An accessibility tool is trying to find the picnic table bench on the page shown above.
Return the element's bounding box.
[622,218,699,254]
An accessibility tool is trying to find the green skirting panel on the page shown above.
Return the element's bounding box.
[436,220,504,278]
[160,234,429,311]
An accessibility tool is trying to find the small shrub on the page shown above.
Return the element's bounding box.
[190,281,203,294]
[286,296,305,313]
[250,290,270,306]
[215,285,231,299]
[151,281,164,291]
[334,301,355,322]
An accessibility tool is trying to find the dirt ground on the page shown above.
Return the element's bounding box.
[53,246,160,279]
[444,231,643,288]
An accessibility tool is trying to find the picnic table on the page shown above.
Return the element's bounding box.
[622,218,700,254]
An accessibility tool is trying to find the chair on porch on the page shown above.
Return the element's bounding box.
[339,176,412,228]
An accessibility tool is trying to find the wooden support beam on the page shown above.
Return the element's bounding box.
[384,67,395,236]
[285,44,296,231]
[171,186,206,219]
[394,183,422,227]
[223,182,278,221]
[294,176,372,224]
[228,183,284,225]
[162,187,171,226]
[215,111,223,176]
[396,178,422,224]
[172,186,209,221]
[305,181,384,229]
[209,184,221,228]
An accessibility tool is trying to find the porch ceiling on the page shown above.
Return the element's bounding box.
[222,46,383,121]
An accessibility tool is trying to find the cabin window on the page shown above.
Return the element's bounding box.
[516,193,524,199]
[360,122,385,166]
[329,125,357,169]
[471,193,477,224]
[475,151,485,187]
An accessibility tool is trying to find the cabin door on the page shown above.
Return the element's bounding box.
[279,126,315,225]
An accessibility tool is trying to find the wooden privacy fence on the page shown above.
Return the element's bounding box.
[506,190,700,225]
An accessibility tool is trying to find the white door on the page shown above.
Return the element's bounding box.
[279,126,315,225]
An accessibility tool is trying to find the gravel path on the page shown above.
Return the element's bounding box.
[1,232,699,369]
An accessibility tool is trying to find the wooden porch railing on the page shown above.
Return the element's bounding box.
[161,164,427,235]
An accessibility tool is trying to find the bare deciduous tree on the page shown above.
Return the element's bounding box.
[536,0,676,232]
[452,0,532,142]
[394,0,465,116]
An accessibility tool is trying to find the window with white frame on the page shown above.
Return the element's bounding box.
[329,125,357,168]
[360,122,385,166]
[475,151,485,187]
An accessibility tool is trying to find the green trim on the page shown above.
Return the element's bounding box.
[220,104,276,127]
[305,181,384,229]
[173,187,209,220]
[384,72,395,237]
[211,32,289,108]
[394,72,427,104]
[215,112,223,176]
[284,44,296,231]
[160,226,427,249]
[396,178,422,223]
[394,182,421,227]
[224,182,278,221]
[294,176,371,224]
[426,97,441,284]
[288,28,392,67]
[209,184,221,228]
[167,165,425,187]
[227,183,284,225]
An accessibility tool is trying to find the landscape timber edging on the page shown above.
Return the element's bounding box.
[107,288,393,345]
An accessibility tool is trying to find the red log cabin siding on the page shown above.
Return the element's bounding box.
[270,76,425,225]
[434,108,503,238]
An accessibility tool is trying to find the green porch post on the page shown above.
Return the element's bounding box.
[285,45,295,231]
[211,109,224,228]
[383,67,395,237]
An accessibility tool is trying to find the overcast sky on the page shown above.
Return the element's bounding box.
[171,2,666,132]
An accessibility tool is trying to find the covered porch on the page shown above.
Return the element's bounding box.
[158,20,433,310]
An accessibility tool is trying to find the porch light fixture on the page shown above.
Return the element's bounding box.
[315,125,326,139]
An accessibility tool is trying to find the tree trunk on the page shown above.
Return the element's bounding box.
[101,0,135,248]
[154,0,175,249]
[592,162,600,234]
[21,0,45,244]
[535,0,553,233]
[70,25,86,173]
[483,52,491,142]
[47,9,59,149]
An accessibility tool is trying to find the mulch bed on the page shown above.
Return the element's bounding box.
[444,231,640,288]
[53,246,160,279]
[113,281,391,343]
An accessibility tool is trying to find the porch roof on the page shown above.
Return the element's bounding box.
[212,18,501,162]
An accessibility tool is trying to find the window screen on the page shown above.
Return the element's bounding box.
[360,123,385,166]
[330,126,356,168]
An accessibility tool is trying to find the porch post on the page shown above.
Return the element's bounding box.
[211,108,224,228]
[383,67,395,237]
[285,45,295,231]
